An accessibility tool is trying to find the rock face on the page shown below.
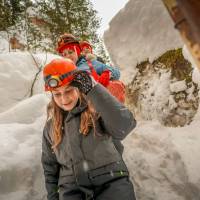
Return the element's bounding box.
[104,0,199,127]
[104,0,183,83]
[126,49,199,127]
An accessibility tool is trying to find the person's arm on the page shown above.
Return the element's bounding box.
[41,124,60,200]
[70,71,136,139]
[87,83,136,140]
[91,60,121,80]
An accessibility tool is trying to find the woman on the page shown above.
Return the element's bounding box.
[42,58,137,200]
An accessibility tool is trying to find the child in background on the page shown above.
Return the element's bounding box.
[56,33,119,87]
[56,33,125,103]
[79,40,105,63]
[79,40,126,104]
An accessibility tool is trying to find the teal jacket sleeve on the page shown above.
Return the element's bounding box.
[91,60,121,80]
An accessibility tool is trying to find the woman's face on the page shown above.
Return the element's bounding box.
[52,84,79,111]
[61,48,78,64]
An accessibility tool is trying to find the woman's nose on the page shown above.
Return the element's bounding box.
[61,93,69,103]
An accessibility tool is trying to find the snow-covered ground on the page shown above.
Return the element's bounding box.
[0,50,200,200]
[123,116,200,200]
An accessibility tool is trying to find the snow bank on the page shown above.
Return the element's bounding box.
[104,0,183,84]
[0,107,47,200]
[0,52,60,113]
[0,52,58,200]
[0,94,49,124]
[0,32,9,53]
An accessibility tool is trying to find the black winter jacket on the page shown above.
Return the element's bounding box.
[41,84,136,200]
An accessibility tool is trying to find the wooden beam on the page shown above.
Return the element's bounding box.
[162,0,200,70]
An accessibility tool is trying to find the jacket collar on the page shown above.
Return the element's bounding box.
[65,101,88,122]
[76,56,86,66]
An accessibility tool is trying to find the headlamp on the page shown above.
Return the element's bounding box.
[47,76,60,88]
[44,70,77,90]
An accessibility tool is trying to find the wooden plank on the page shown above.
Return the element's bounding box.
[162,0,200,70]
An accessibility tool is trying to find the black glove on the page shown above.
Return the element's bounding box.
[70,71,93,95]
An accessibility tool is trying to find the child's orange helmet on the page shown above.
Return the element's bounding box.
[43,58,77,91]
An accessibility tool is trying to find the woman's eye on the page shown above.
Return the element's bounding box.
[65,90,72,94]
[53,93,61,97]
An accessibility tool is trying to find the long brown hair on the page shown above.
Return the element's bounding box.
[46,92,98,150]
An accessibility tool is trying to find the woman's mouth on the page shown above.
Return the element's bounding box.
[63,102,71,106]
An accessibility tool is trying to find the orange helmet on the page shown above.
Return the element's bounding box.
[80,41,93,53]
[43,58,77,91]
[56,33,80,53]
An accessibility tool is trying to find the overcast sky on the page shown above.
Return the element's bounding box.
[91,0,129,35]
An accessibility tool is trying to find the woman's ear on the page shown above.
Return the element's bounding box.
[74,87,80,94]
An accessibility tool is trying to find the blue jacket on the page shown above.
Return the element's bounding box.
[76,56,120,80]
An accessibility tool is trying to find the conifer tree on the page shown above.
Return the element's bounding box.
[37,0,100,47]
[0,0,13,31]
[0,0,110,60]
[94,37,111,64]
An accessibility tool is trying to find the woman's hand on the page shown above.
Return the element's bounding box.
[70,71,95,94]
